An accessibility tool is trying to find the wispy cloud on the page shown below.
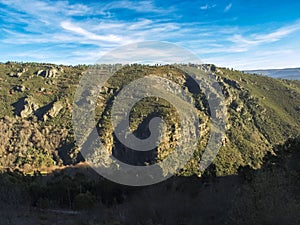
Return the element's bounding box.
[224,3,232,12]
[200,4,216,10]
[60,21,124,43]
[0,0,92,20]
[230,21,300,46]
[0,0,300,69]
[102,0,174,13]
[0,0,172,47]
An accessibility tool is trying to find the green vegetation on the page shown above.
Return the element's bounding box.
[0,62,299,177]
[0,137,298,225]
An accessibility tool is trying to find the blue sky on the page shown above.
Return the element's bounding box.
[0,0,300,69]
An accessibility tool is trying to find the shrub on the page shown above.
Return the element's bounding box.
[74,192,95,210]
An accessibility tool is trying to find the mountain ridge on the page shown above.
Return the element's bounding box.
[0,62,299,178]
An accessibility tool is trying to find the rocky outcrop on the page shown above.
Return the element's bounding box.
[43,101,64,121]
[13,97,39,118]
[223,77,241,90]
[186,63,217,73]
[36,67,59,78]
[8,67,28,77]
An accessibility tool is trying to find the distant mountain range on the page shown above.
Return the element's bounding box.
[244,68,300,80]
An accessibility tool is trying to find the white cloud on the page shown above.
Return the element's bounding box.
[224,3,232,12]
[1,0,300,69]
[60,21,124,43]
[95,0,174,15]
[230,21,300,46]
[0,0,92,21]
[200,5,209,10]
[200,4,216,10]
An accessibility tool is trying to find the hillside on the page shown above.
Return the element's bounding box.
[0,62,299,178]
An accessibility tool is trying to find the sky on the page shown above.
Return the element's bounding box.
[0,0,300,69]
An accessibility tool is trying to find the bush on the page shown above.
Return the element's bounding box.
[74,192,95,210]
